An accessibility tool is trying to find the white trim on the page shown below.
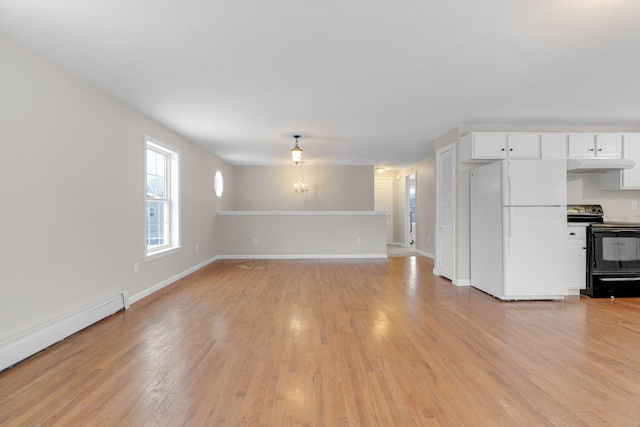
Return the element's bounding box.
[416,249,434,259]
[405,172,417,248]
[129,256,219,304]
[216,211,386,216]
[214,169,224,199]
[144,135,181,258]
[453,278,471,287]
[0,292,128,371]
[143,246,182,262]
[218,254,387,260]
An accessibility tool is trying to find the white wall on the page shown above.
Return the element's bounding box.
[217,212,387,257]
[568,173,640,215]
[0,34,232,342]
[233,165,374,211]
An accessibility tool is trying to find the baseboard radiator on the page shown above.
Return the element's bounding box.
[0,291,129,372]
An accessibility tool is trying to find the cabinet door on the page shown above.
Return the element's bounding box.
[621,135,640,188]
[567,226,587,291]
[472,133,508,158]
[507,134,540,158]
[595,134,622,158]
[568,134,596,158]
[540,134,567,159]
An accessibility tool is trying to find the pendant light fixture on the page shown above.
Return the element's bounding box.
[290,135,303,165]
[295,161,309,194]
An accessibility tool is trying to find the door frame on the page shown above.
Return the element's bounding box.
[405,172,416,250]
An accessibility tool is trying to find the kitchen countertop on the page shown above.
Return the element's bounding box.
[604,215,640,223]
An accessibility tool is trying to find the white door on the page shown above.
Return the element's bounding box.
[436,144,455,280]
[502,160,566,206]
[374,177,393,244]
[502,206,568,298]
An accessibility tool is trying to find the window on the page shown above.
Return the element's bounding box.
[145,136,180,258]
[214,169,224,199]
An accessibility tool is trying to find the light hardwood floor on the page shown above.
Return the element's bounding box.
[2,257,640,426]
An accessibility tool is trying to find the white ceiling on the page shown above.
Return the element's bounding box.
[2,0,640,168]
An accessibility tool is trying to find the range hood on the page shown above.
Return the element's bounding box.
[566,158,636,174]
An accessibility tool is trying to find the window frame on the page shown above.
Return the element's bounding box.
[144,136,181,261]
[214,169,224,199]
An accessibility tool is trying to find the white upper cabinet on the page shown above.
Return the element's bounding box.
[507,134,540,158]
[462,131,626,163]
[540,134,567,159]
[461,132,539,161]
[596,134,623,157]
[471,133,508,158]
[567,134,622,158]
[599,134,640,190]
[567,134,595,157]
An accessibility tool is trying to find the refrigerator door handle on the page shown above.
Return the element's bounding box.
[506,206,512,255]
[505,160,512,206]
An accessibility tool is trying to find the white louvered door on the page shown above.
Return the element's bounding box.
[436,144,455,280]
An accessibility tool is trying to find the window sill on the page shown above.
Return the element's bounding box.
[144,246,182,262]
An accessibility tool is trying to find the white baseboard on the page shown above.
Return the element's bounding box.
[431,268,470,286]
[0,291,129,372]
[0,256,221,372]
[453,278,471,287]
[129,256,219,304]
[415,249,434,259]
[218,254,387,260]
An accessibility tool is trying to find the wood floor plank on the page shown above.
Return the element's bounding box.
[3,257,640,425]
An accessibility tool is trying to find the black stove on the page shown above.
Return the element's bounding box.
[568,205,640,297]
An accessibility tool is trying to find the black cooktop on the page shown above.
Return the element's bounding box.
[567,204,604,223]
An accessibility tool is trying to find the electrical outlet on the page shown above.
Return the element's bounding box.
[633,200,638,210]
[195,244,199,252]
[134,262,139,274]
[357,237,361,244]
[253,238,258,245]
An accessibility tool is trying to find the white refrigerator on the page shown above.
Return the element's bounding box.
[470,159,567,300]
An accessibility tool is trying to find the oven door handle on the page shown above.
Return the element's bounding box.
[592,229,640,234]
[598,277,640,282]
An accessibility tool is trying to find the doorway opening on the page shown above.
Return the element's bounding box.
[406,173,416,251]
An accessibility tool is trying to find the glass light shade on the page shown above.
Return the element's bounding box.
[291,146,303,164]
[295,178,309,194]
